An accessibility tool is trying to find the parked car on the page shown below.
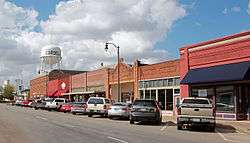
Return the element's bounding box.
[130,99,162,125]
[108,102,131,119]
[15,100,23,106]
[177,97,216,131]
[71,102,87,115]
[34,100,46,110]
[45,98,67,111]
[59,102,73,113]
[86,97,111,117]
[21,100,30,107]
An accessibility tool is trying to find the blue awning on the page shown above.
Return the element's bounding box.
[181,61,250,84]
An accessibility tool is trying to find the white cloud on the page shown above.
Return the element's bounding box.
[247,1,250,14]
[222,8,228,14]
[231,6,241,12]
[223,6,241,14]
[41,0,186,68]
[0,0,186,86]
[0,0,39,85]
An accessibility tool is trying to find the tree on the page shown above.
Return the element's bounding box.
[3,84,15,100]
[0,86,3,100]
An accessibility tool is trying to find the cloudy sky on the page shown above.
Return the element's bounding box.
[0,0,250,88]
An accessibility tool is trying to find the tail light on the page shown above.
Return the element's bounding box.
[212,107,216,117]
[122,108,128,111]
[177,107,181,115]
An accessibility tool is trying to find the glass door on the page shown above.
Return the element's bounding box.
[166,89,173,110]
[158,89,166,110]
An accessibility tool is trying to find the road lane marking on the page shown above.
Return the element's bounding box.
[107,136,128,143]
[64,124,76,128]
[35,116,48,121]
[160,126,167,131]
[215,129,234,142]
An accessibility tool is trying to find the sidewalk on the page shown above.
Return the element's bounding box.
[216,120,250,135]
[162,115,250,134]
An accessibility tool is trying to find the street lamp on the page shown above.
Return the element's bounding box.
[105,42,121,102]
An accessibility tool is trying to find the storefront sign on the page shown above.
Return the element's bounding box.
[198,89,207,97]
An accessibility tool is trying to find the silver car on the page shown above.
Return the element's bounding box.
[108,102,131,119]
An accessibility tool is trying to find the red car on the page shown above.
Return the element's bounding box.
[59,103,73,113]
[21,100,31,107]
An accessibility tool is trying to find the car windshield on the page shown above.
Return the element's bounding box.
[73,102,85,106]
[88,99,104,104]
[55,99,64,102]
[182,99,209,104]
[133,100,156,107]
[45,99,53,102]
[112,103,127,106]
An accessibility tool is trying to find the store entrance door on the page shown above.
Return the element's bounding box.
[238,86,249,120]
[247,86,250,120]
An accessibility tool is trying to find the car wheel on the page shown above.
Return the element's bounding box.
[208,125,215,132]
[34,107,38,110]
[177,123,183,130]
[109,116,113,119]
[72,112,76,115]
[88,114,92,117]
[130,119,134,124]
[156,118,162,125]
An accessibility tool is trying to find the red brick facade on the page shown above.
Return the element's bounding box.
[30,75,48,98]
[30,70,84,98]
[108,59,180,100]
[180,31,250,98]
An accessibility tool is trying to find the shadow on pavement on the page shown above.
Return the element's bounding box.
[216,123,237,133]
[133,121,176,127]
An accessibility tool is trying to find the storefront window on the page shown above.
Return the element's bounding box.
[140,90,144,99]
[174,89,180,94]
[191,87,214,99]
[151,90,156,100]
[216,86,235,113]
[145,90,150,99]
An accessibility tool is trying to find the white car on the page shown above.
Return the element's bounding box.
[86,97,111,117]
[45,98,67,111]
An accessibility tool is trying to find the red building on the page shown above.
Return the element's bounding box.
[30,70,85,99]
[180,31,250,120]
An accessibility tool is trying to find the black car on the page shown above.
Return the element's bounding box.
[130,99,162,125]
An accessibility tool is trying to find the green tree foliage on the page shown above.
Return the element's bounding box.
[3,84,15,100]
[0,86,3,100]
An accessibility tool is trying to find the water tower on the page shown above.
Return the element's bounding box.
[40,45,62,74]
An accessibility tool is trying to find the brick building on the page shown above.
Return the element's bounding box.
[30,70,84,99]
[108,59,180,115]
[180,31,250,120]
[63,68,109,102]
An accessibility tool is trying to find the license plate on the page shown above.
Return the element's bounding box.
[140,108,147,112]
[192,118,200,122]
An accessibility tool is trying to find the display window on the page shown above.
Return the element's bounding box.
[216,86,235,113]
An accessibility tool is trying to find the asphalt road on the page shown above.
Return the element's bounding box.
[0,104,248,143]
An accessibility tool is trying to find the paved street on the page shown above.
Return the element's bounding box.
[0,104,249,143]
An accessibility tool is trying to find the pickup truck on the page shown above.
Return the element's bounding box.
[45,98,67,111]
[177,97,215,131]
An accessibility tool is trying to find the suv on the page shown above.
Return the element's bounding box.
[45,98,67,111]
[177,97,215,131]
[86,97,111,117]
[130,99,162,125]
